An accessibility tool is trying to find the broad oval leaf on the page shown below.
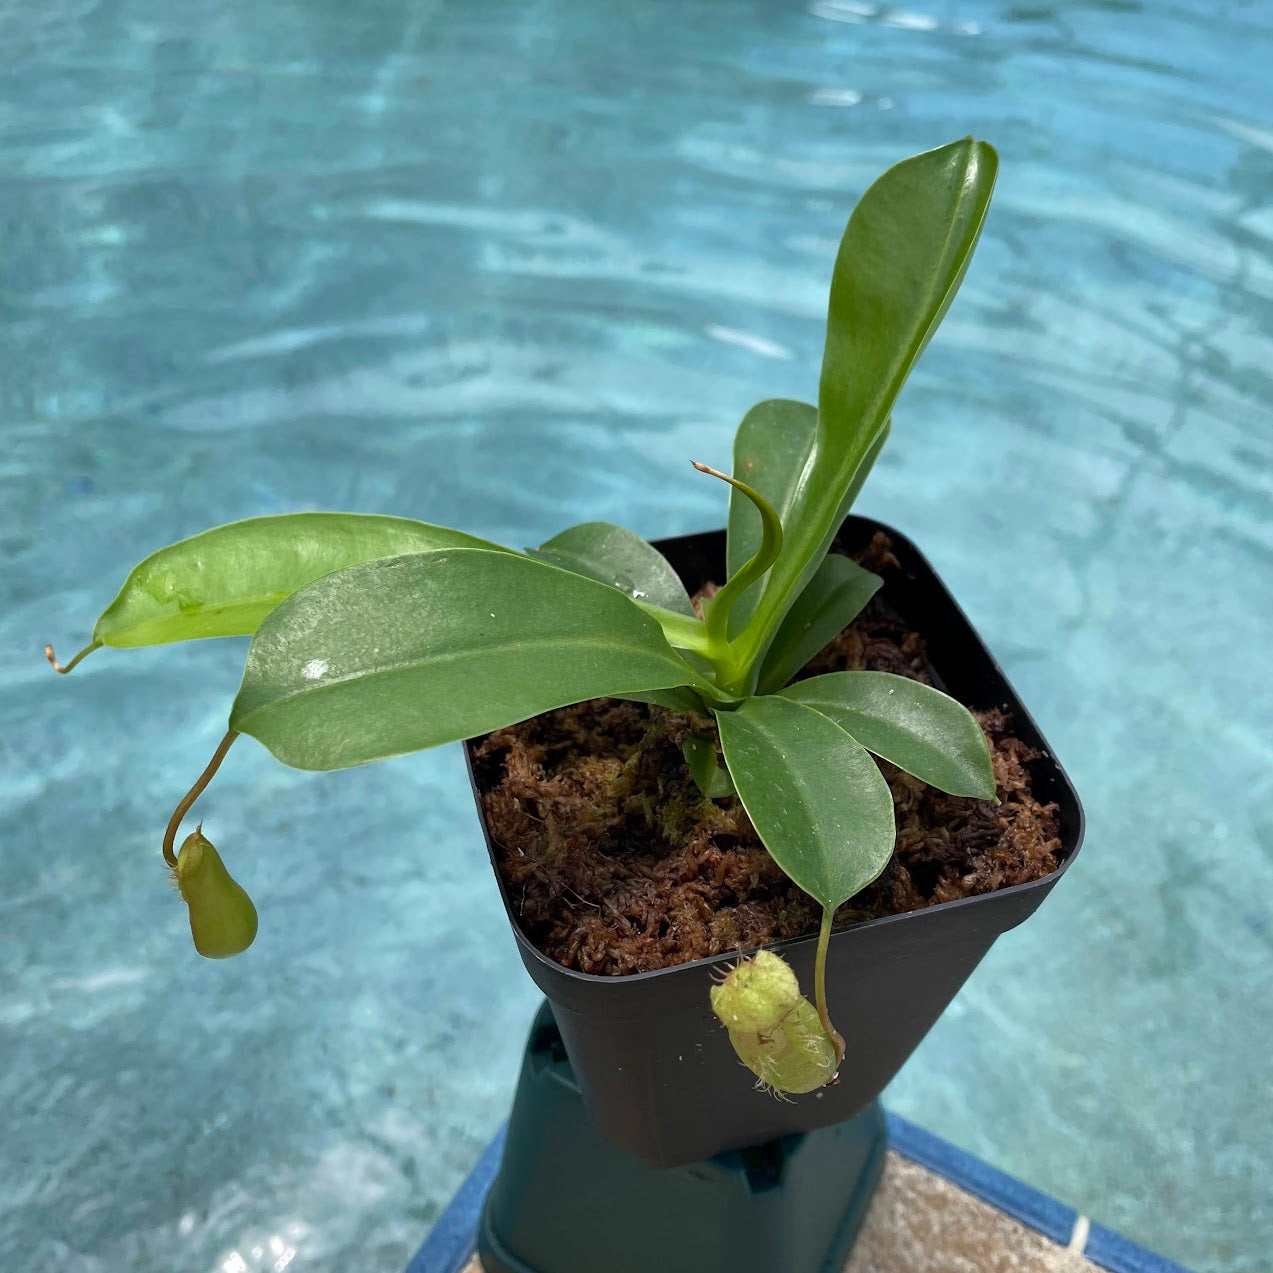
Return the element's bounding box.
[747,140,997,656]
[756,554,882,694]
[92,513,502,648]
[715,695,895,909]
[529,521,696,617]
[230,548,717,771]
[779,671,995,799]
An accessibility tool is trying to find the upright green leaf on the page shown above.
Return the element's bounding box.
[230,549,719,771]
[780,671,996,799]
[90,513,503,649]
[819,139,997,455]
[745,140,997,659]
[756,555,882,694]
[529,522,696,617]
[715,695,895,908]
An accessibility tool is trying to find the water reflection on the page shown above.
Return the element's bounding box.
[2,1,1269,1271]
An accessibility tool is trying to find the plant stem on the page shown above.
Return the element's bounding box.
[635,603,713,654]
[163,731,239,867]
[814,905,846,1066]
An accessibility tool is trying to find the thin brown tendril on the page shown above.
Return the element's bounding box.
[44,640,101,674]
[163,731,239,867]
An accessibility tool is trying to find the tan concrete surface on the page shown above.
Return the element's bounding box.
[461,1149,1097,1272]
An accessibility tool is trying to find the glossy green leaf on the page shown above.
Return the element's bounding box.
[616,688,710,714]
[780,671,996,799]
[230,549,719,771]
[682,735,736,798]
[756,555,882,694]
[745,140,997,660]
[715,695,895,908]
[529,521,696,617]
[91,513,502,649]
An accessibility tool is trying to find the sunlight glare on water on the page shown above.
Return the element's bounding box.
[2,2,1270,1271]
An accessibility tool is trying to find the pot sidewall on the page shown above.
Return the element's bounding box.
[468,515,1085,1168]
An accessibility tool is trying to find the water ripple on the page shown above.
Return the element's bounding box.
[2,2,1270,1271]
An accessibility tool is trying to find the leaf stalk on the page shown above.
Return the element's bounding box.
[44,640,101,675]
[163,731,239,867]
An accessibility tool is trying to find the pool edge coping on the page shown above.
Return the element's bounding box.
[405,1111,1192,1273]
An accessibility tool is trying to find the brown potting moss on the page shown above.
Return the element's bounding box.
[472,535,1062,977]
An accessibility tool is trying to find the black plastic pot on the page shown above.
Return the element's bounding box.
[466,515,1085,1170]
[478,1003,887,1273]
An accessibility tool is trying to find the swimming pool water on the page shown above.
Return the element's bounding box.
[2,2,1269,1270]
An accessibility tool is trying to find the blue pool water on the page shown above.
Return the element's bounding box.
[2,1,1270,1270]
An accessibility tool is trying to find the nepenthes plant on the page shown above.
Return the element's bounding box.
[46,138,999,1095]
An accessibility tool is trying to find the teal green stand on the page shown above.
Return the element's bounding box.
[478,1003,887,1273]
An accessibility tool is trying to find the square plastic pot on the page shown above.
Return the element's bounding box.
[465,515,1085,1169]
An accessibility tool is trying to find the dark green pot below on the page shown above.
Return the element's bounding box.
[478,1002,888,1273]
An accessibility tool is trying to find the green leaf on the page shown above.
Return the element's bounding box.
[779,671,996,799]
[230,549,718,771]
[90,513,502,649]
[614,688,709,714]
[744,139,997,660]
[756,555,882,694]
[682,735,735,798]
[715,695,895,908]
[529,522,696,617]
[726,399,817,634]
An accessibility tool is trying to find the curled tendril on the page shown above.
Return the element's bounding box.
[44,640,101,674]
[163,731,239,867]
[689,462,783,648]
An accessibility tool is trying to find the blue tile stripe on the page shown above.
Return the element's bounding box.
[405,1124,505,1273]
[407,1113,1192,1273]
[885,1111,1193,1273]
[1083,1223,1195,1273]
[884,1111,1077,1245]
